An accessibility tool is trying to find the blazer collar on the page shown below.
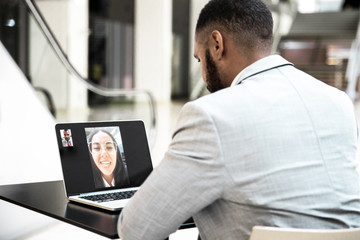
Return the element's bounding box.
[231,55,294,86]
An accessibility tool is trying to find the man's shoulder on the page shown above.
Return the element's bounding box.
[186,91,225,109]
[181,88,239,119]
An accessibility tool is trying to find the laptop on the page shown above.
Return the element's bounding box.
[55,120,153,211]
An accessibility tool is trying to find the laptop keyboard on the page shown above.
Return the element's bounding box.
[80,190,137,203]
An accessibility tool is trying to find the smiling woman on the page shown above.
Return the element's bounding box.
[86,127,130,189]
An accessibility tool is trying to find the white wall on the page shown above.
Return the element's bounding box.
[135,0,173,103]
[188,0,208,98]
[0,42,62,185]
[31,0,88,111]
[67,0,89,109]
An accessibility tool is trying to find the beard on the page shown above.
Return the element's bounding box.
[205,49,226,93]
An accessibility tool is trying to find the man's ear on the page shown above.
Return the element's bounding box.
[209,30,224,60]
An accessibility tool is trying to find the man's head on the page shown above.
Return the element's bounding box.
[63,129,71,141]
[194,0,273,93]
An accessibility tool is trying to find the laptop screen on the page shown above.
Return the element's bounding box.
[55,120,153,196]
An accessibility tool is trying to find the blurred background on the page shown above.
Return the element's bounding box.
[0,0,360,239]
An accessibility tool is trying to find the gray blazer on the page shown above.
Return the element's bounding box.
[118,55,360,240]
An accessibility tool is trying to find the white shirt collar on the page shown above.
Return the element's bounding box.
[231,55,293,86]
[102,176,115,187]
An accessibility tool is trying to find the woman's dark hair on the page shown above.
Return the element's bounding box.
[87,129,130,189]
[196,0,273,51]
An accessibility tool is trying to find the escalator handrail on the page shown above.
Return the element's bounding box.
[23,0,157,131]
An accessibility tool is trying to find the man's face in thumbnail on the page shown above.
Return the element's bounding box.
[64,130,71,141]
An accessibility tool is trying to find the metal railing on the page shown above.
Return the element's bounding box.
[22,0,157,145]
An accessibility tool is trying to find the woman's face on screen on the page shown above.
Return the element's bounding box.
[89,131,117,177]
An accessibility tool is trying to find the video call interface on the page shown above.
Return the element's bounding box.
[56,121,153,195]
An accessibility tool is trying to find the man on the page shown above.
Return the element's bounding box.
[62,129,73,147]
[118,0,360,239]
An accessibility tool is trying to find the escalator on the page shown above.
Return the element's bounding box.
[277,10,360,100]
[0,0,157,146]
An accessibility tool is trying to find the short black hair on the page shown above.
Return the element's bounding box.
[196,0,273,50]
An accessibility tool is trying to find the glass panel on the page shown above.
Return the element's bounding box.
[278,38,352,91]
[0,0,156,147]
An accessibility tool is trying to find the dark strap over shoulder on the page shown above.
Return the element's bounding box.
[238,63,293,85]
